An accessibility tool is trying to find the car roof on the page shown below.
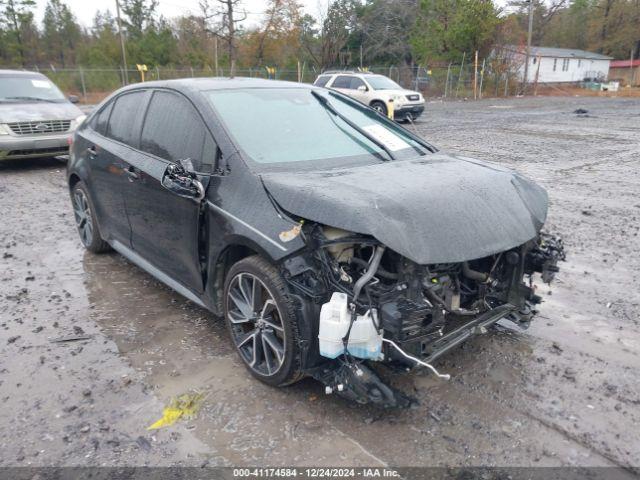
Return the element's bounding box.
[123,77,311,92]
[0,69,47,78]
[319,71,384,77]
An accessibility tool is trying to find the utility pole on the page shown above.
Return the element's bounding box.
[473,50,478,100]
[213,35,219,76]
[630,47,635,87]
[115,0,128,84]
[522,0,534,92]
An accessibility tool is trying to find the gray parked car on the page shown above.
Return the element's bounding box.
[0,70,86,161]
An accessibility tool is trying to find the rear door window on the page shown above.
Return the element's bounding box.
[331,75,352,89]
[140,90,216,171]
[350,77,366,90]
[106,91,147,147]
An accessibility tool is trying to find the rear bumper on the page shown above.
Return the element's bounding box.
[394,104,425,119]
[0,134,70,159]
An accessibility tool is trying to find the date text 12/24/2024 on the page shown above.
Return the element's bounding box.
[233,468,400,478]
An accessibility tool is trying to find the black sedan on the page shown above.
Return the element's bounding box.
[67,78,564,406]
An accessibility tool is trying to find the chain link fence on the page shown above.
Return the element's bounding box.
[27,62,523,104]
[366,63,522,99]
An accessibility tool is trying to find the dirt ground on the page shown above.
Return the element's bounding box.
[1,96,639,470]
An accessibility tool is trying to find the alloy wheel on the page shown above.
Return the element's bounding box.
[73,189,94,247]
[226,272,286,376]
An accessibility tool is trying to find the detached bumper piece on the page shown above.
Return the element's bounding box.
[312,362,413,408]
[525,232,566,283]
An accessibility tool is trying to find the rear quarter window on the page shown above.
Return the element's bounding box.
[314,75,331,87]
[91,102,113,136]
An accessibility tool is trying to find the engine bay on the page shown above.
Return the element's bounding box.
[283,224,565,407]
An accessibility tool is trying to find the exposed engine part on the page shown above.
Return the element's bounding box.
[283,224,566,407]
[382,338,450,380]
[351,245,385,307]
[423,287,478,316]
[379,297,441,343]
[461,261,491,283]
[322,226,354,262]
[349,257,398,280]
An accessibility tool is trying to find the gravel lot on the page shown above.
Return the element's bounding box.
[1,96,639,470]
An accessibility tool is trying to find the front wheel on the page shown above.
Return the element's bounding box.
[223,256,304,386]
[370,100,388,116]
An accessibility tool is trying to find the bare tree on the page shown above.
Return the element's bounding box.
[300,0,357,69]
[508,0,567,45]
[254,0,301,65]
[596,0,616,52]
[199,0,246,74]
[359,0,417,66]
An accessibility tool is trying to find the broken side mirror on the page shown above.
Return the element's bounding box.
[161,163,205,201]
[68,95,79,104]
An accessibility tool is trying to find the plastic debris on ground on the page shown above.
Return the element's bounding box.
[147,392,204,430]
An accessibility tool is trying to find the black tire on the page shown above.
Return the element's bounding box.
[223,255,304,387]
[70,181,111,254]
[370,100,388,116]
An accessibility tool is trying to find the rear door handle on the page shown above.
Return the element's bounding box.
[125,166,139,181]
[86,146,97,157]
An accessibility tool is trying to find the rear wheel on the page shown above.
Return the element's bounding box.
[71,181,111,253]
[223,256,303,386]
[370,100,388,116]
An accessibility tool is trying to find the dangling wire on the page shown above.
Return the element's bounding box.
[382,338,450,380]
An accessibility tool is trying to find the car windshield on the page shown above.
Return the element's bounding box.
[0,75,66,102]
[206,88,426,166]
[366,76,402,90]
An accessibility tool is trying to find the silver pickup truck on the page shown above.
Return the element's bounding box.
[0,70,86,161]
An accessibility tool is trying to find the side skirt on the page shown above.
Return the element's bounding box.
[110,239,207,309]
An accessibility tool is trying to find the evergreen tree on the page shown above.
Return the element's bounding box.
[0,0,37,66]
[43,0,81,67]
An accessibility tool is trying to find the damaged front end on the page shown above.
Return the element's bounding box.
[282,225,565,407]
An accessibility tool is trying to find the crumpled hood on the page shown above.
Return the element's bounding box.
[261,153,548,264]
[0,102,82,123]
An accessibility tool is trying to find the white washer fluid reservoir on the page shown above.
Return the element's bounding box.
[318,292,383,360]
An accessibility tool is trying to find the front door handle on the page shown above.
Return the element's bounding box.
[86,146,97,157]
[125,166,139,181]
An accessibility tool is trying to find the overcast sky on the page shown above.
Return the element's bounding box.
[33,0,516,29]
[32,0,329,29]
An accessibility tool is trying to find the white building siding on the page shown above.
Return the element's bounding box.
[520,56,610,83]
[504,47,612,84]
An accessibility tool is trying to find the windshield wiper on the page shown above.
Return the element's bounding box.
[4,96,58,103]
[310,90,395,161]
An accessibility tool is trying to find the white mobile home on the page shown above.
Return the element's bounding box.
[505,46,612,83]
